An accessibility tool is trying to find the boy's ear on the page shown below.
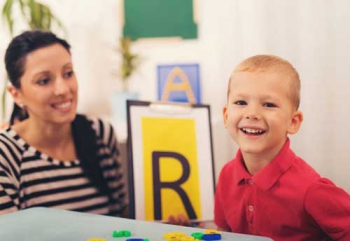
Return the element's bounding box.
[7,85,23,107]
[288,110,303,134]
[222,104,228,128]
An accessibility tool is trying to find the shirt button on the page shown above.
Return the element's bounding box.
[248,179,254,185]
[248,205,254,211]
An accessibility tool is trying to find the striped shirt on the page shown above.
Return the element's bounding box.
[0,117,126,216]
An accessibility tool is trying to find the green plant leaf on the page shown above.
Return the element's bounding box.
[18,0,25,15]
[35,2,42,29]
[2,0,15,35]
[1,78,8,123]
[119,37,140,82]
[39,4,47,29]
[28,0,35,28]
[45,7,52,29]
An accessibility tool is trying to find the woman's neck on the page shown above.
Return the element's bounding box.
[13,118,76,161]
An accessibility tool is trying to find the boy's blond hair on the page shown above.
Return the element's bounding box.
[228,55,301,110]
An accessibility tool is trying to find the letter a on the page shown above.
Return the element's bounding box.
[161,67,196,104]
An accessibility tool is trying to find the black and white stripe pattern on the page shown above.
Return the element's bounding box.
[0,117,125,216]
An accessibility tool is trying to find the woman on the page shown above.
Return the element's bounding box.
[0,30,126,216]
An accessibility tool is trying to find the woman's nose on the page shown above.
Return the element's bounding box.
[54,78,70,96]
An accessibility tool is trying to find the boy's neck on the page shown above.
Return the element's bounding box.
[242,154,272,175]
[241,140,287,175]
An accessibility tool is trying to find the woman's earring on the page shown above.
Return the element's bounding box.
[18,103,28,118]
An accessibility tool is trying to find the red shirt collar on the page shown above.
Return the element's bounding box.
[233,138,297,190]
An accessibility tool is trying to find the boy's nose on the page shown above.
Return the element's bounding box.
[244,107,261,121]
[245,113,260,120]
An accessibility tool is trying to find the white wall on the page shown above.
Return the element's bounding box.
[1,0,350,192]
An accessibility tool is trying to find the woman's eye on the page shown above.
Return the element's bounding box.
[37,77,50,85]
[234,100,247,105]
[64,70,74,78]
[263,102,276,108]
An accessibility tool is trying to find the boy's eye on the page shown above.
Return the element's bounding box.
[234,100,247,105]
[263,102,276,108]
[37,77,50,85]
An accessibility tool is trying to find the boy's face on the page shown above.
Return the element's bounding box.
[223,71,303,160]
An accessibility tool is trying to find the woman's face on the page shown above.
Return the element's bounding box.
[10,43,78,126]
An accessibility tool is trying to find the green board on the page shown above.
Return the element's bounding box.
[123,0,197,40]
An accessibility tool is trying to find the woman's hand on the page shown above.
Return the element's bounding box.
[167,214,204,227]
[167,214,191,226]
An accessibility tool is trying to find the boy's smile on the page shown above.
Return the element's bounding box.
[223,71,303,171]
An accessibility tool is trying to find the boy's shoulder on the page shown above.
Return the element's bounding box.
[289,154,322,182]
[218,148,322,186]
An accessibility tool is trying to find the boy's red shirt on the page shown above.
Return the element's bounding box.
[214,139,350,241]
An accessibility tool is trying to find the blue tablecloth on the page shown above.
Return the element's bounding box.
[0,207,273,241]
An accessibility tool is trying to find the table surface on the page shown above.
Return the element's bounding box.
[0,207,273,241]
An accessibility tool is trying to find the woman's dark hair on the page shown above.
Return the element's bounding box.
[72,115,113,203]
[4,30,113,204]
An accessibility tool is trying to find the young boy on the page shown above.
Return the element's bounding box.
[215,55,350,241]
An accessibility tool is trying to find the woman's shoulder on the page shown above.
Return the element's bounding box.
[79,114,115,141]
[0,128,12,149]
[0,127,23,166]
[0,127,22,148]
